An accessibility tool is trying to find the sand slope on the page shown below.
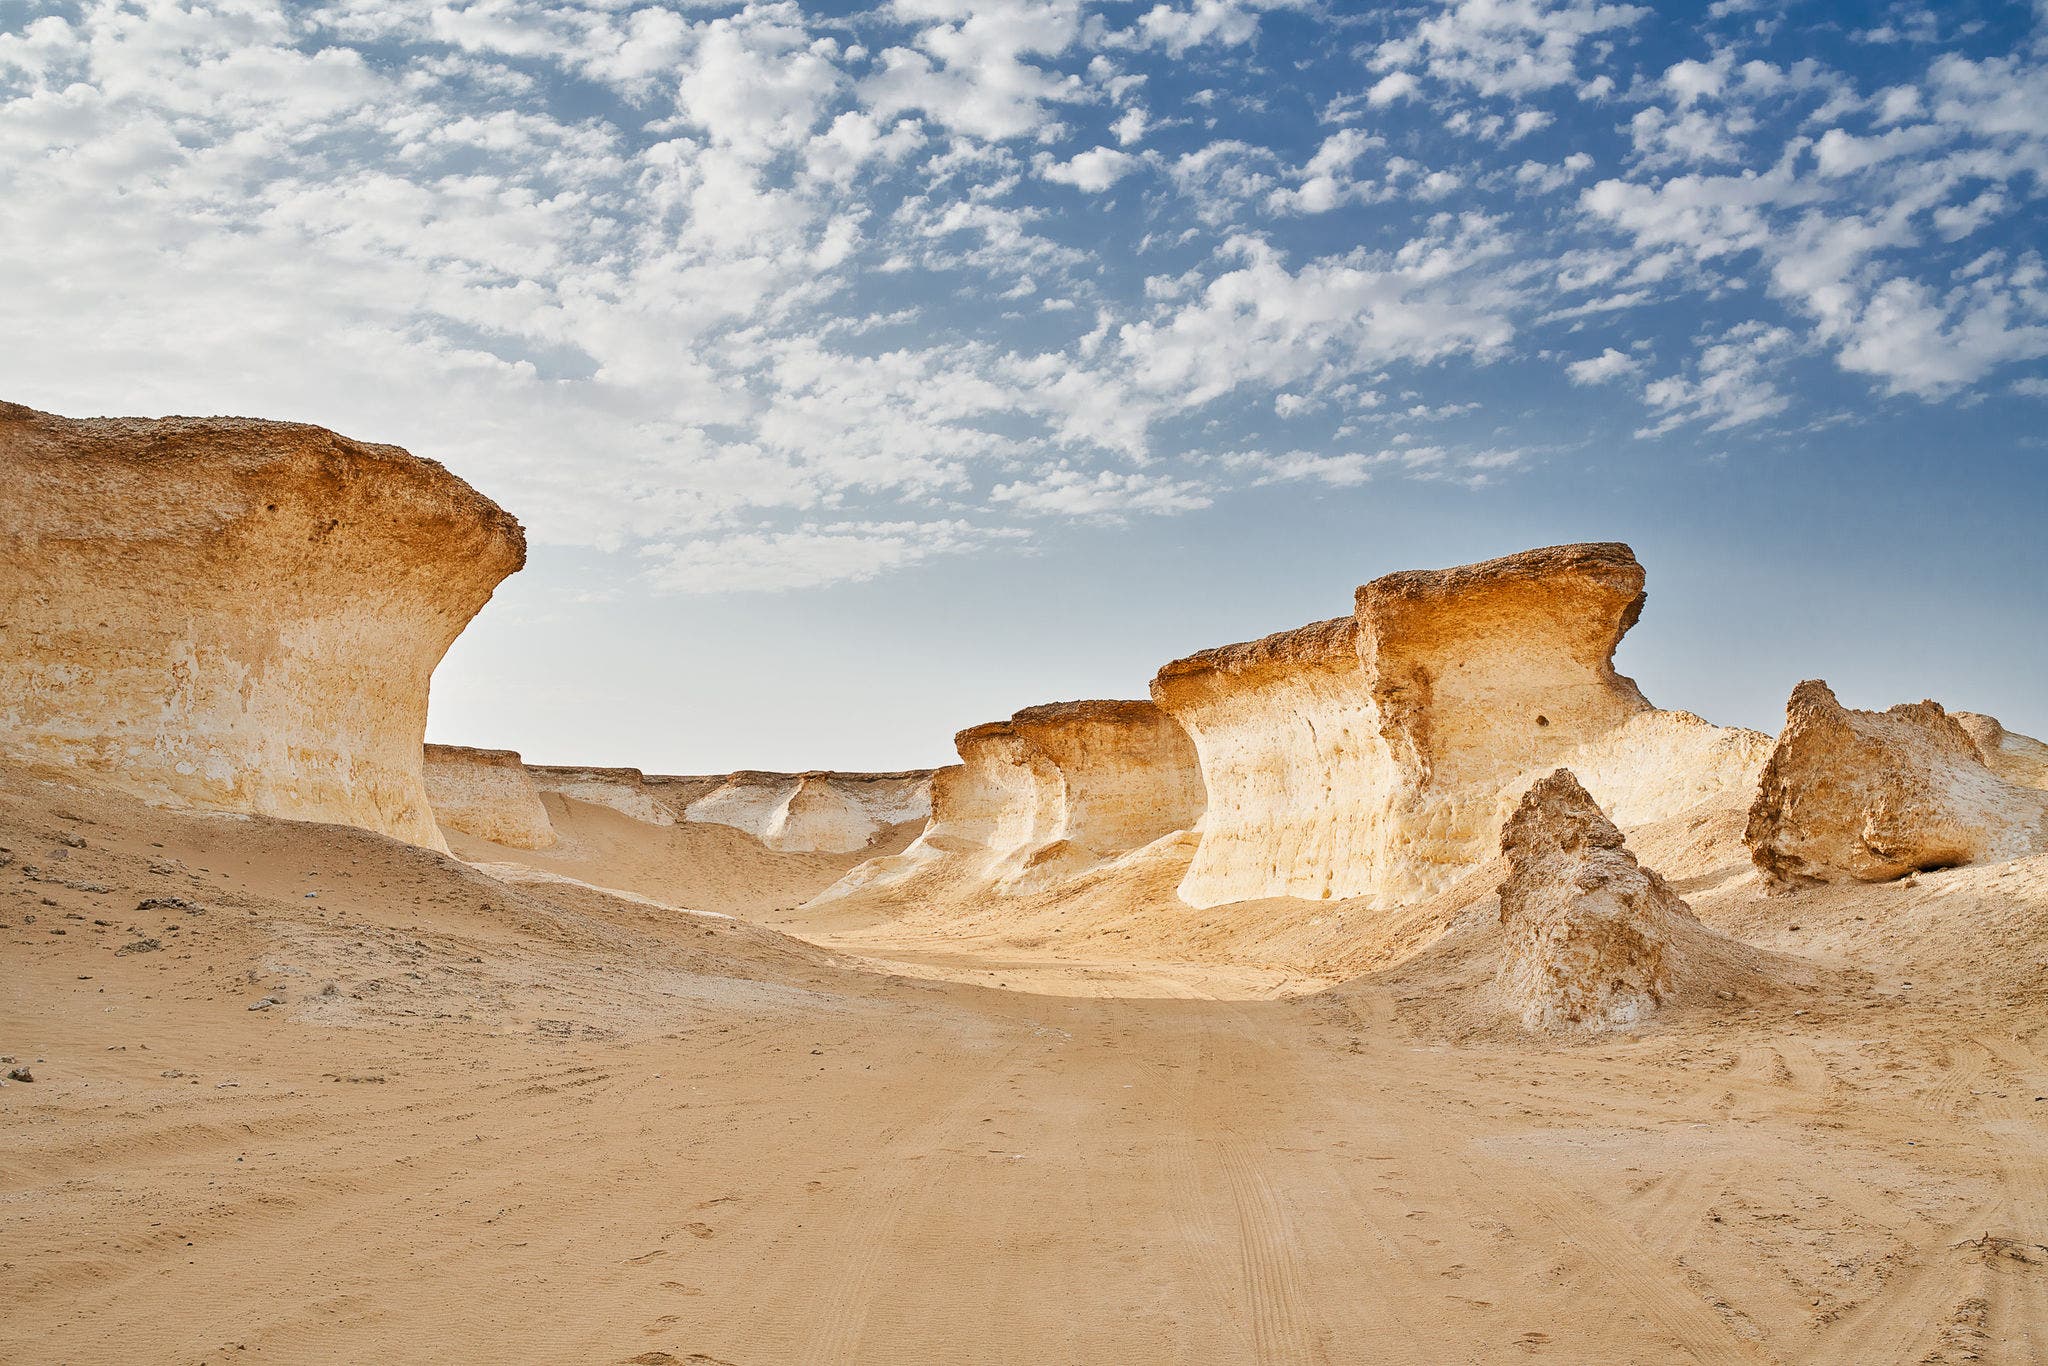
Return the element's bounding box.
[8,758,2048,1363]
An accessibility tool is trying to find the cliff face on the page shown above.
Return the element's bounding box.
[526,767,686,826]
[819,699,1203,901]
[1953,712,2048,792]
[686,771,933,854]
[1496,769,1693,1033]
[422,745,557,850]
[1155,544,1664,909]
[1745,682,2048,888]
[0,402,523,851]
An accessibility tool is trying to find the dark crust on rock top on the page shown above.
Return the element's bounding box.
[1150,616,1360,690]
[1356,542,1644,626]
[0,400,526,567]
[1010,699,1166,728]
[425,744,526,767]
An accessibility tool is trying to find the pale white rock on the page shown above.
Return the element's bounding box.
[1953,712,2048,792]
[688,771,933,854]
[526,766,683,826]
[422,745,556,850]
[1155,543,1663,909]
[0,402,523,851]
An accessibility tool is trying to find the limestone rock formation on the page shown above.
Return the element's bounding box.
[1155,543,1665,909]
[817,699,1203,900]
[422,745,557,850]
[527,766,686,826]
[1953,712,2048,792]
[1745,681,2048,888]
[686,771,932,854]
[0,402,523,850]
[1497,769,1693,1032]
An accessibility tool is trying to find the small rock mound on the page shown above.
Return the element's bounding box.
[1744,681,2048,889]
[1497,769,1694,1033]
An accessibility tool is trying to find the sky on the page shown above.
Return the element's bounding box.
[2,0,2045,773]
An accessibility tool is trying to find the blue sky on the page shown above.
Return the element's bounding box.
[3,0,2045,770]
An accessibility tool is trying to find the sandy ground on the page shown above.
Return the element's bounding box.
[5,763,2048,1364]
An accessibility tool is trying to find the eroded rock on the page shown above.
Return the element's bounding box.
[1497,769,1691,1033]
[1154,543,1679,908]
[1744,681,2048,888]
[423,745,557,850]
[1952,712,2048,792]
[686,771,931,854]
[0,402,523,850]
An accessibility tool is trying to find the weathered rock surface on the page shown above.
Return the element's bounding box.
[1155,543,1669,909]
[423,745,557,850]
[1953,712,2048,792]
[1745,681,2048,888]
[686,771,932,854]
[0,402,523,850]
[817,699,1203,900]
[1496,769,1693,1033]
[526,767,690,826]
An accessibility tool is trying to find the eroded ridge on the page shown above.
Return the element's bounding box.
[0,401,523,849]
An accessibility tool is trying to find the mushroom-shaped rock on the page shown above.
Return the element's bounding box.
[423,745,557,850]
[1154,543,1657,909]
[0,402,523,850]
[1497,769,1692,1033]
[1744,681,2048,888]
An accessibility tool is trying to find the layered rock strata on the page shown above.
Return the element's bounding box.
[0,402,523,850]
[686,771,932,854]
[1745,681,2048,887]
[1496,769,1694,1032]
[422,745,557,850]
[1154,543,1664,909]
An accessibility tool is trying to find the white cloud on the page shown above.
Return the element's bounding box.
[1566,347,1640,383]
[990,468,1213,516]
[1037,144,1137,191]
[1372,0,1650,98]
[1637,323,1795,434]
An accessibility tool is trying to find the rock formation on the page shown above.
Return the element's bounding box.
[686,770,932,854]
[422,745,557,850]
[1745,681,2048,888]
[0,402,523,850]
[818,699,1203,899]
[1496,769,1692,1032]
[1154,543,1666,909]
[526,766,692,826]
[1953,712,2048,792]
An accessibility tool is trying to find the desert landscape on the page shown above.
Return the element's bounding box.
[3,400,2046,1364]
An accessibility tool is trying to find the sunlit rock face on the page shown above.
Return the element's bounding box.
[1155,543,1662,909]
[423,745,556,850]
[0,402,523,851]
[685,771,932,854]
[821,699,1203,900]
[1952,712,2048,792]
[1496,769,1692,1034]
[1745,681,2048,888]
[526,767,688,826]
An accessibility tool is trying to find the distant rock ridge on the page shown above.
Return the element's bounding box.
[521,762,931,853]
[1153,542,1724,909]
[0,401,523,850]
[423,745,557,850]
[814,698,1204,903]
[1496,769,1694,1032]
[1745,681,2048,888]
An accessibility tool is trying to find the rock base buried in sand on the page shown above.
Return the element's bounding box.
[1497,769,1694,1033]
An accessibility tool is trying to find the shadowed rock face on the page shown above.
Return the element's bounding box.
[0,402,523,850]
[1154,543,1664,909]
[1745,682,2048,888]
[423,745,556,850]
[1497,769,1692,1033]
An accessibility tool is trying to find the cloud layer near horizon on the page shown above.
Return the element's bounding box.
[4,0,2045,590]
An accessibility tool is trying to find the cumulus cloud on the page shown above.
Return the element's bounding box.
[1566,347,1641,383]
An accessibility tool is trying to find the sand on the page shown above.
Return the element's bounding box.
[5,760,2048,1364]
